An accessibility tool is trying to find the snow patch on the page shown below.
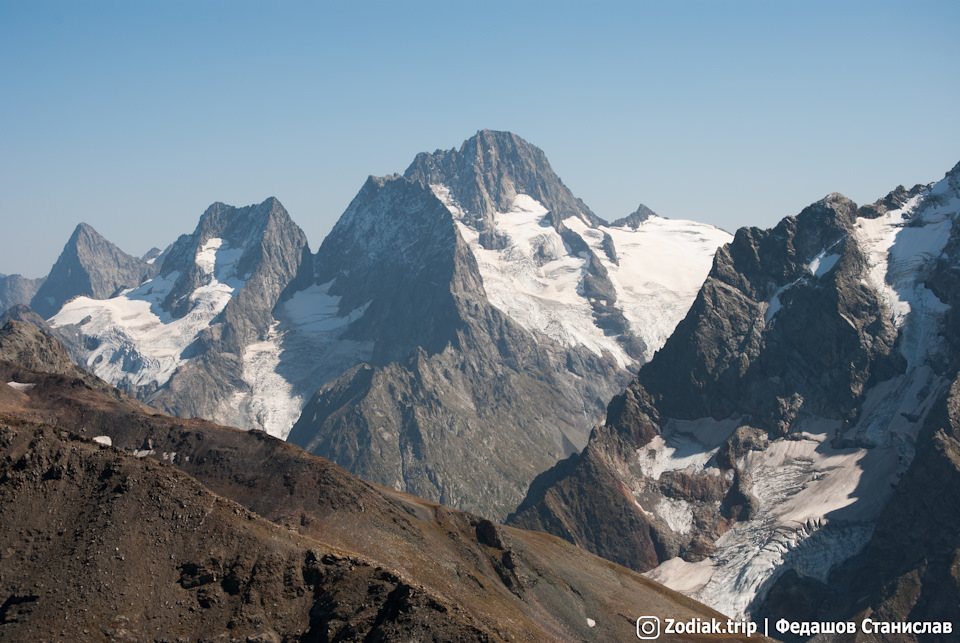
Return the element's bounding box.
[807,251,840,278]
[227,323,303,439]
[655,496,694,535]
[6,381,34,392]
[92,435,112,446]
[636,417,739,481]
[569,215,732,358]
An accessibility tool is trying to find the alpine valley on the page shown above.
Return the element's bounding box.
[2,130,959,641]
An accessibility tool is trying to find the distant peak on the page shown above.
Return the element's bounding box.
[69,222,104,242]
[611,204,660,229]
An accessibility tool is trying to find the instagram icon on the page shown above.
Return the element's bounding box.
[636,616,660,639]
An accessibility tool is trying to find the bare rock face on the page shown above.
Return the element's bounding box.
[405,128,604,231]
[288,174,623,519]
[30,223,155,318]
[0,319,79,376]
[509,161,960,622]
[0,274,45,314]
[611,203,659,228]
[288,139,634,520]
[144,198,310,422]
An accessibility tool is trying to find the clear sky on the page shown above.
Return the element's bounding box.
[2,0,958,277]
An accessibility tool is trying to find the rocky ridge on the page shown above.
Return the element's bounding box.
[0,325,760,642]
[37,131,729,521]
[509,160,960,625]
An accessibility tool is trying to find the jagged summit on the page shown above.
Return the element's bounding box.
[158,196,307,324]
[405,129,604,233]
[30,222,155,318]
[40,133,730,520]
[287,132,731,518]
[611,203,660,228]
[48,197,310,431]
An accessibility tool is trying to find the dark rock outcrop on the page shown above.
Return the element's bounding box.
[611,203,659,228]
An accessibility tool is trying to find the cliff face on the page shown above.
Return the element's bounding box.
[510,163,960,622]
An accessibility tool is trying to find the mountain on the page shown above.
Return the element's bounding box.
[0,274,45,314]
[508,161,960,626]
[39,131,730,521]
[30,223,156,318]
[285,130,730,518]
[48,198,312,432]
[0,324,759,642]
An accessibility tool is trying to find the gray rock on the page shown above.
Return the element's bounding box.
[30,223,156,318]
[0,274,45,314]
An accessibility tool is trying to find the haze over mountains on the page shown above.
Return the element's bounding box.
[2,130,959,639]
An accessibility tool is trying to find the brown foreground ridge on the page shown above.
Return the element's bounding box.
[0,320,769,641]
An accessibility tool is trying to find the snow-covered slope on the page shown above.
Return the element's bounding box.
[433,184,730,366]
[51,237,246,389]
[47,198,316,437]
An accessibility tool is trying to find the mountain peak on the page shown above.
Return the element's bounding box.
[404,130,604,229]
[30,223,154,318]
[611,204,660,229]
[71,221,99,238]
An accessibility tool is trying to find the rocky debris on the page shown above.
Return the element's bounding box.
[0,319,83,377]
[715,426,768,470]
[0,328,764,642]
[719,472,759,522]
[0,421,487,642]
[30,222,155,319]
[0,305,49,331]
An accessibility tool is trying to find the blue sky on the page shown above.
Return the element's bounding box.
[2,0,959,277]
